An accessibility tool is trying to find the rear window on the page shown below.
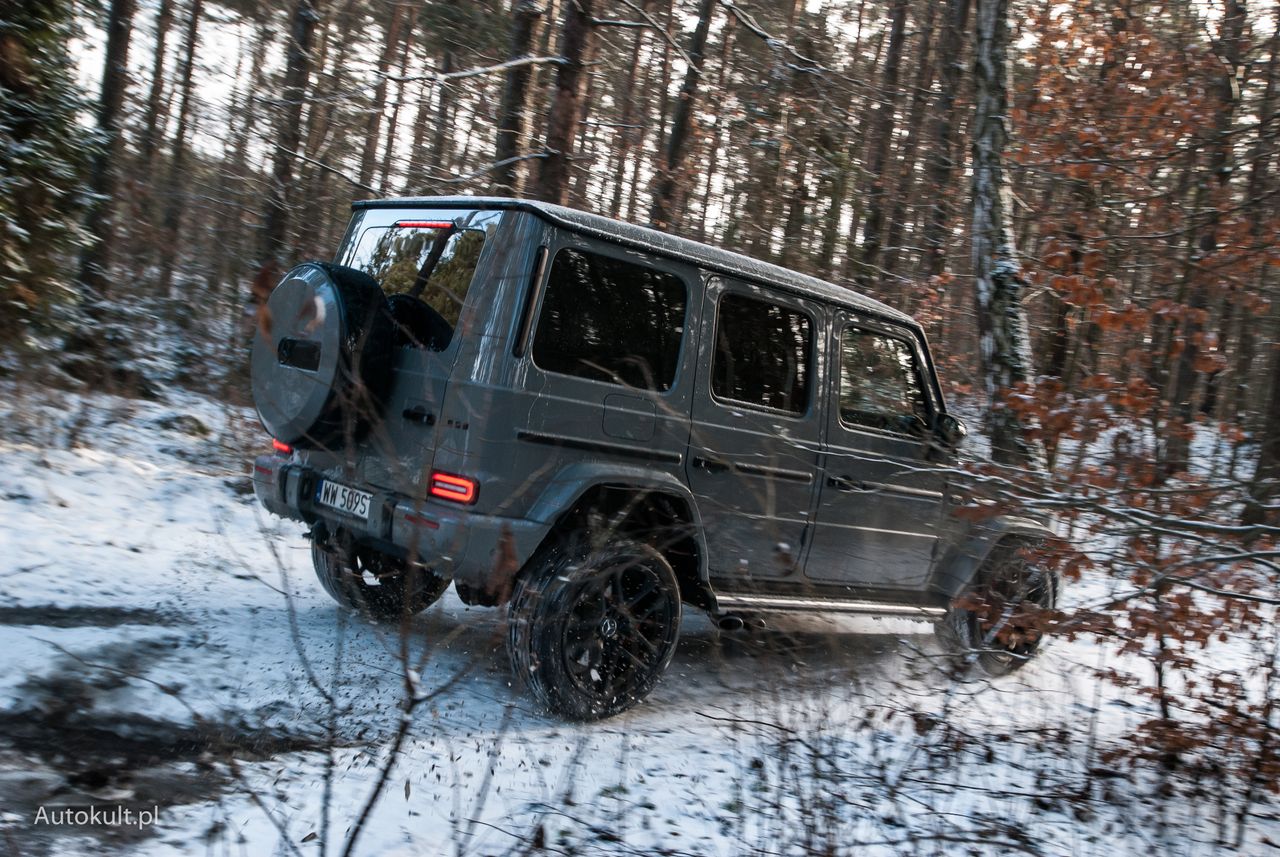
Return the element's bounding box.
[531,248,687,391]
[343,215,493,342]
[712,293,812,414]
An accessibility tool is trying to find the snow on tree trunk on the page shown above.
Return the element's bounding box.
[970,0,1041,470]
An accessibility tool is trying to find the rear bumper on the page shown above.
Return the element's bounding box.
[251,454,547,593]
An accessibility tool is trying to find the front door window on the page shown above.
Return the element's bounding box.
[838,326,928,434]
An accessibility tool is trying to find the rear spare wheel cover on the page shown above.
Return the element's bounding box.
[250,262,391,446]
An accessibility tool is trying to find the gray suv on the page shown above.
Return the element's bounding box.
[250,197,1056,719]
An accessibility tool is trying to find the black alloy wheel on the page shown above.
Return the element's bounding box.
[508,536,681,720]
[940,541,1056,677]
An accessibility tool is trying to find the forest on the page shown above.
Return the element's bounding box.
[1,0,1279,853]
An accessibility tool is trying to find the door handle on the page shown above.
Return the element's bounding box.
[693,456,731,473]
[401,406,436,426]
[826,475,866,492]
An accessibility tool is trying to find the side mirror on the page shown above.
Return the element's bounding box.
[935,413,968,448]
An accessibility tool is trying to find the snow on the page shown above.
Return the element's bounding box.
[0,381,1274,855]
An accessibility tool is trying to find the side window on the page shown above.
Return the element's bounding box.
[712,293,812,415]
[838,325,928,432]
[531,247,687,392]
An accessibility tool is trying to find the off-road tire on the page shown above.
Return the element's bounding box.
[508,536,681,720]
[937,540,1057,677]
[311,528,450,621]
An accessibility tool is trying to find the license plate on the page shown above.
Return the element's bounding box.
[315,479,373,520]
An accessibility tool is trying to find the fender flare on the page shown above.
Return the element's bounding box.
[931,515,1058,601]
[525,462,712,588]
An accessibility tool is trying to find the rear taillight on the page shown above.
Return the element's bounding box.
[272,439,293,454]
[429,471,477,505]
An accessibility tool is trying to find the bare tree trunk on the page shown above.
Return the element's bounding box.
[211,18,269,300]
[156,0,203,297]
[533,0,594,204]
[303,0,357,169]
[607,0,650,217]
[818,0,865,278]
[259,0,318,272]
[379,10,416,191]
[405,66,434,191]
[139,0,172,166]
[857,0,908,286]
[493,0,544,194]
[1232,18,1279,424]
[430,50,455,181]
[924,0,972,277]
[1240,19,1280,525]
[567,34,600,208]
[78,0,136,296]
[1164,0,1245,473]
[882,0,938,286]
[622,0,673,220]
[358,4,406,189]
[779,149,811,270]
[971,0,1040,469]
[696,14,735,240]
[649,0,716,230]
[839,21,887,280]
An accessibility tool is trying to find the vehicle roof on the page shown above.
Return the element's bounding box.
[353,196,918,329]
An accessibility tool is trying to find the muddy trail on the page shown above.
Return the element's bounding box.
[0,603,329,856]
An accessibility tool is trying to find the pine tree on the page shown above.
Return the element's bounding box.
[0,0,99,336]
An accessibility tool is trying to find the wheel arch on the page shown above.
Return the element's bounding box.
[931,515,1059,601]
[522,464,713,611]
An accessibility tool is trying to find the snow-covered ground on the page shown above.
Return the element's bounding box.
[0,382,1274,855]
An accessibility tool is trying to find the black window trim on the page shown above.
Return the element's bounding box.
[512,245,549,358]
[524,240,692,396]
[833,317,936,439]
[708,283,818,420]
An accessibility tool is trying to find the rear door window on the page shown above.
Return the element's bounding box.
[531,247,687,392]
[342,213,497,347]
[711,293,812,415]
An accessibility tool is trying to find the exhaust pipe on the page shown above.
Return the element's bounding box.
[715,613,746,632]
